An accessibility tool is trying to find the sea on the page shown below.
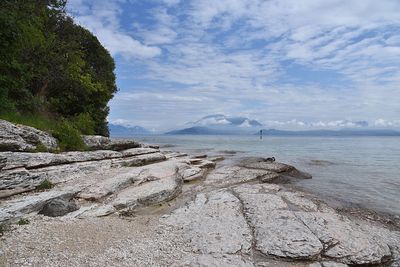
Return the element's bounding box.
[135,135,400,216]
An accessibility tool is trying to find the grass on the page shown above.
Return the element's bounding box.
[17,218,30,225]
[0,112,89,151]
[36,179,54,190]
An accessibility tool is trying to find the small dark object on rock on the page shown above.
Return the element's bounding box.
[266,157,275,162]
[39,198,79,217]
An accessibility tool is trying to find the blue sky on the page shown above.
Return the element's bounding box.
[67,0,400,131]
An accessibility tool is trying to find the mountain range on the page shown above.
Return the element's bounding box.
[109,124,151,137]
[167,114,263,135]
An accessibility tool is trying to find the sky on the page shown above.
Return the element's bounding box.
[67,0,400,131]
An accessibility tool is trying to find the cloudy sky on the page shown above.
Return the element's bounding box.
[67,0,400,131]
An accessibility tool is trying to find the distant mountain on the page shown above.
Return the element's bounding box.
[165,126,235,135]
[109,124,151,137]
[258,129,400,137]
[189,114,263,127]
[167,114,263,135]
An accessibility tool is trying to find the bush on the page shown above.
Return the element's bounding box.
[52,120,87,151]
[36,179,53,190]
[0,111,95,152]
[71,113,95,135]
[17,218,30,225]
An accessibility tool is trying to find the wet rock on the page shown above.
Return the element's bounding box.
[197,160,216,169]
[161,190,252,255]
[82,135,140,151]
[205,166,277,186]
[209,156,225,162]
[193,154,207,159]
[239,157,312,179]
[278,191,319,211]
[39,198,79,217]
[0,119,58,152]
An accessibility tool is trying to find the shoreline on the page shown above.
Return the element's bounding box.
[1,127,399,266]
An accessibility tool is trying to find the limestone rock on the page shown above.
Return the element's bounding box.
[111,160,185,210]
[0,119,58,152]
[239,157,312,179]
[232,184,323,259]
[205,166,277,186]
[0,189,78,224]
[78,160,181,201]
[111,152,166,168]
[175,254,254,267]
[0,168,41,191]
[0,149,166,197]
[196,160,216,169]
[295,211,392,265]
[178,165,205,182]
[161,190,252,255]
[0,150,122,170]
[82,135,140,151]
[39,198,79,217]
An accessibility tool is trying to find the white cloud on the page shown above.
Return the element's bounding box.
[69,0,400,130]
[67,0,161,59]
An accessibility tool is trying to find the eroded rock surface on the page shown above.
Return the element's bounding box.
[0,119,58,152]
[0,148,165,197]
[82,135,140,151]
[161,190,252,256]
[230,183,399,265]
[1,134,399,267]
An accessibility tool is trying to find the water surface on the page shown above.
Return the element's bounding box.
[136,135,400,216]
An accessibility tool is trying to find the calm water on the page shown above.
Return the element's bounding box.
[136,135,400,216]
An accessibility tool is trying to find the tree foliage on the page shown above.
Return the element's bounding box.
[0,0,117,136]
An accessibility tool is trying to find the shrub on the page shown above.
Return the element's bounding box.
[17,218,30,225]
[0,224,7,236]
[71,113,95,135]
[36,179,53,190]
[52,120,86,151]
[34,142,48,152]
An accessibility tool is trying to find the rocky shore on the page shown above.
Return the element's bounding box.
[0,120,399,267]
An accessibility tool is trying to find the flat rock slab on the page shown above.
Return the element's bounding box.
[233,185,323,259]
[0,147,159,170]
[205,166,277,186]
[295,211,392,265]
[0,189,78,224]
[161,190,252,255]
[239,157,312,179]
[79,160,187,201]
[231,184,399,265]
[110,160,186,210]
[82,135,140,151]
[0,150,165,195]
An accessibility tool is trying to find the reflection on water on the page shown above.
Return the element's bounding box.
[136,135,400,216]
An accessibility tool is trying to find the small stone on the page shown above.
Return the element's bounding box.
[39,198,79,217]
